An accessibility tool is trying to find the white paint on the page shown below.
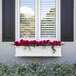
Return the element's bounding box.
[56,0,61,41]
[15,46,61,57]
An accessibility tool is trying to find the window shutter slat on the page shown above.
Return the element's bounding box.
[41,0,56,38]
[2,0,15,41]
[61,0,73,41]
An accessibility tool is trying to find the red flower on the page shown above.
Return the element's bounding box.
[14,40,61,46]
[29,41,33,45]
[57,41,61,44]
[42,40,47,45]
[23,41,27,45]
[39,41,43,45]
[14,41,21,46]
[33,40,37,44]
[42,42,45,45]
[52,42,55,46]
[20,39,24,45]
[46,40,50,43]
[24,40,30,46]
[53,41,58,45]
[59,44,61,46]
[48,41,52,44]
[57,41,61,46]
[36,41,39,45]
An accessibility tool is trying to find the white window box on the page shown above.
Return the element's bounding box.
[15,46,61,57]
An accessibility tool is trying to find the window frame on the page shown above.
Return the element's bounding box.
[15,0,61,41]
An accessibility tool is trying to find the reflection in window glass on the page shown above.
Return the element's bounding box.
[20,0,35,38]
[41,0,56,38]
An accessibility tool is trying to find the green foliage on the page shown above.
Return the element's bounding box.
[0,61,76,76]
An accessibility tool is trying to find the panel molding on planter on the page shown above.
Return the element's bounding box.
[15,46,62,57]
[15,46,61,57]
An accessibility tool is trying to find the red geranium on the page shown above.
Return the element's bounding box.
[24,40,30,46]
[48,41,52,44]
[46,40,50,43]
[53,41,58,45]
[20,39,24,45]
[43,40,46,45]
[14,39,61,46]
[36,41,39,45]
[30,41,33,44]
[39,41,43,45]
[57,41,61,46]
[14,41,21,46]
[32,40,37,44]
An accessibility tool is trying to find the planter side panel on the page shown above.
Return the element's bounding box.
[15,46,61,57]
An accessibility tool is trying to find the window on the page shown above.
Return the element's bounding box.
[16,0,60,41]
[20,0,35,38]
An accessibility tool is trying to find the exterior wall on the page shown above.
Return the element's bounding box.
[0,0,76,65]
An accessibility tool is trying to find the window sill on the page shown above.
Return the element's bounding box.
[15,46,62,57]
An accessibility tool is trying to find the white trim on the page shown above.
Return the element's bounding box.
[35,0,38,40]
[39,0,41,40]
[15,0,20,41]
[18,0,20,41]
[0,0,2,42]
[59,0,61,41]
[15,0,61,41]
[15,0,18,41]
[56,0,61,41]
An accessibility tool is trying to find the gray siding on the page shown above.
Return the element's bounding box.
[0,0,76,65]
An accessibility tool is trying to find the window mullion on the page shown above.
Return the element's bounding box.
[37,0,41,40]
[35,0,38,40]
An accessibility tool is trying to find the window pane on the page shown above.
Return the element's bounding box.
[40,0,56,38]
[20,0,35,38]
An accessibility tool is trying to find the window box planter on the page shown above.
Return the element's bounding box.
[15,46,61,57]
[14,40,62,57]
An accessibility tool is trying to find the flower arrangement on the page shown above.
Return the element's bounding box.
[14,39,61,53]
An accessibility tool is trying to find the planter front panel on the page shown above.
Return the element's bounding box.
[15,46,61,57]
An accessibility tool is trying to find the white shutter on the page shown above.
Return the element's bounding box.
[20,0,35,38]
[40,0,56,38]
